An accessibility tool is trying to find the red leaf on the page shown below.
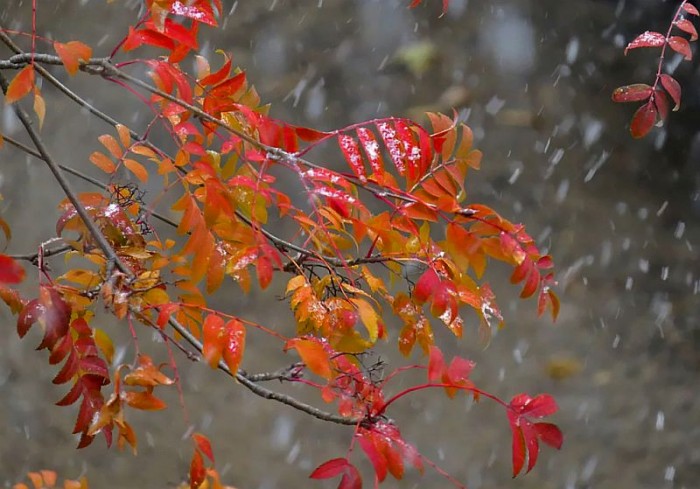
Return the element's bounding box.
[675,18,698,41]
[668,35,693,59]
[53,349,79,384]
[535,422,563,449]
[654,89,671,122]
[339,463,362,489]
[358,435,388,482]
[156,303,179,329]
[170,0,218,26]
[338,134,366,182]
[0,254,25,284]
[256,254,273,290]
[357,127,386,184]
[427,345,445,382]
[376,121,406,176]
[210,72,246,98]
[683,2,699,16]
[630,100,658,138]
[521,394,558,418]
[222,319,246,375]
[625,31,666,54]
[611,83,653,103]
[413,268,439,304]
[192,433,215,463]
[511,426,526,478]
[5,65,35,104]
[445,356,475,385]
[310,458,349,480]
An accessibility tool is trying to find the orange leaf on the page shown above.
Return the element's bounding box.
[98,134,123,159]
[192,432,215,463]
[89,151,116,173]
[54,41,92,75]
[123,390,167,410]
[116,123,131,148]
[124,158,148,183]
[287,338,333,380]
[202,314,225,369]
[5,65,35,104]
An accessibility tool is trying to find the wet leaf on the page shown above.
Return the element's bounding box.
[53,41,92,75]
[611,83,653,103]
[630,100,658,138]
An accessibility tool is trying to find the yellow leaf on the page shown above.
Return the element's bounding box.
[93,328,114,364]
[124,159,148,183]
[33,89,45,129]
[350,298,379,343]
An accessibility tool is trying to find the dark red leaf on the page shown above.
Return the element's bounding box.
[668,35,693,59]
[53,349,79,384]
[625,31,666,54]
[654,90,671,122]
[675,18,698,40]
[630,100,658,138]
[17,298,42,338]
[660,74,681,110]
[611,83,653,103]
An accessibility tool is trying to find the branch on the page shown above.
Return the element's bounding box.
[0,71,132,277]
[157,310,360,426]
[0,132,179,229]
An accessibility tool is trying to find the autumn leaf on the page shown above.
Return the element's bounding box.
[54,41,93,75]
[5,65,35,104]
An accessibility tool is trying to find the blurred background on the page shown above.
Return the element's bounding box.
[0,1,698,488]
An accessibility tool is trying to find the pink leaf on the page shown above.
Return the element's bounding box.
[625,31,666,54]
[427,345,445,382]
[521,394,558,418]
[674,18,698,41]
[668,35,693,59]
[683,2,699,16]
[630,101,658,138]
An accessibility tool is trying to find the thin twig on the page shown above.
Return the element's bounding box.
[159,311,359,426]
[0,70,132,276]
[0,132,179,229]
